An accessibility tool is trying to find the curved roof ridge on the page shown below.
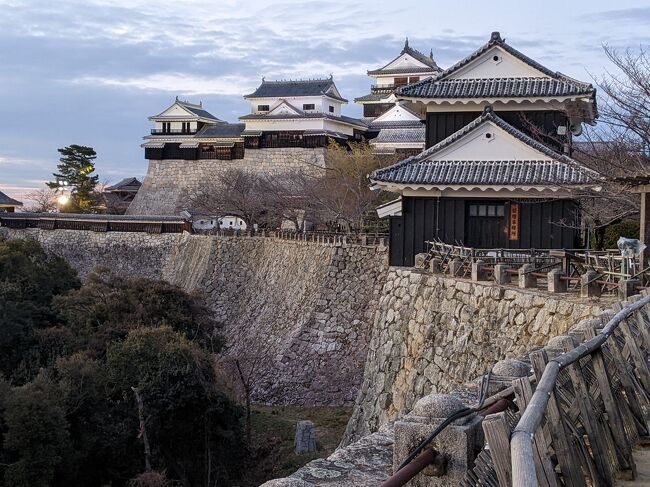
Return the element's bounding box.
[395,31,595,102]
[370,107,601,183]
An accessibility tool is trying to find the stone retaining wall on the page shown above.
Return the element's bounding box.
[341,268,607,445]
[127,147,326,215]
[1,228,387,405]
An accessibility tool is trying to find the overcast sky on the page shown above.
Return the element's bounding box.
[1,0,649,201]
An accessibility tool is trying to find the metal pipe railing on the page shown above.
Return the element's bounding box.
[510,293,650,486]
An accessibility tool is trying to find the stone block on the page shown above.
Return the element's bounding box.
[619,278,641,300]
[414,253,428,269]
[518,264,536,288]
[493,264,510,285]
[471,260,486,282]
[581,270,601,297]
[429,258,442,273]
[547,268,567,293]
[448,258,463,277]
[295,420,317,454]
[393,394,482,486]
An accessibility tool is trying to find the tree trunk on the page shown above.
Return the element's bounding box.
[131,386,152,473]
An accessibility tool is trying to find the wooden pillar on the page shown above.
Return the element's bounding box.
[640,187,650,267]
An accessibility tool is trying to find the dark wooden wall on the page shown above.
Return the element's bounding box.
[389,196,580,266]
[425,110,569,151]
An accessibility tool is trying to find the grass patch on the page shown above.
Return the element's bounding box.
[240,405,352,485]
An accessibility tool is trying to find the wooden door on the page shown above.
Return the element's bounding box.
[466,202,508,248]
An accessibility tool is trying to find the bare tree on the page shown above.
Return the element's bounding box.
[25,187,58,212]
[569,46,650,245]
[187,169,271,229]
[309,141,399,231]
[216,339,274,444]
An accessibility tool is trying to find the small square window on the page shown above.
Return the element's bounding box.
[488,205,496,217]
[329,105,334,113]
[469,205,477,216]
[496,206,505,217]
[478,205,487,217]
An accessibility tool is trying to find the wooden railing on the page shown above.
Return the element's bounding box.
[197,228,389,247]
[421,239,648,294]
[471,293,650,487]
[0,213,188,234]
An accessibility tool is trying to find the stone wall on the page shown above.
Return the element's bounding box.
[2,228,387,406]
[341,268,607,445]
[0,227,181,279]
[199,237,388,404]
[127,147,326,215]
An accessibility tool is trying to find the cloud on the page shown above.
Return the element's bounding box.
[70,73,258,96]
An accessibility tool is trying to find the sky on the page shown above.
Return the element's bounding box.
[0,0,649,203]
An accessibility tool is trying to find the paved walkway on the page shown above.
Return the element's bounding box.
[616,447,650,486]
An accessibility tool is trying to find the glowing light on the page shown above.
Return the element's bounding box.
[57,194,70,206]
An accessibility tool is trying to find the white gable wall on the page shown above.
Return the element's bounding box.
[248,96,343,116]
[447,46,550,80]
[159,104,195,117]
[373,104,422,123]
[431,121,551,161]
[384,52,430,70]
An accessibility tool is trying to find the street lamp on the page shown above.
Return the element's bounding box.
[55,179,70,209]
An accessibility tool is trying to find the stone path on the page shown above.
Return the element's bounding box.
[616,446,650,486]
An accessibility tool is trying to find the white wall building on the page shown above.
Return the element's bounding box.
[239,77,367,147]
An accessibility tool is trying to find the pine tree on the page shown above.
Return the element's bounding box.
[47,145,99,213]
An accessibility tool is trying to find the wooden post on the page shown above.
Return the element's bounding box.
[639,187,650,268]
[529,349,587,487]
[635,309,650,352]
[600,315,650,437]
[482,412,512,487]
[619,318,650,392]
[559,336,614,486]
[584,325,636,477]
[512,377,559,487]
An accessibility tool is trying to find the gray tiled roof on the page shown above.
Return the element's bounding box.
[244,78,347,102]
[367,66,439,76]
[0,191,22,206]
[354,93,392,103]
[373,127,426,144]
[179,102,222,121]
[368,39,441,75]
[370,108,598,187]
[398,77,594,99]
[238,112,367,127]
[397,32,595,102]
[195,123,246,138]
[105,178,142,192]
[372,159,594,186]
[368,120,424,129]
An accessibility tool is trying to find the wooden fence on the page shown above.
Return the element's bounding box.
[464,292,650,487]
[421,239,647,295]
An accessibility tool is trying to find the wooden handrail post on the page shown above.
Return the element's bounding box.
[529,349,587,487]
[558,336,614,486]
[512,377,558,487]
[584,324,636,476]
[482,412,512,487]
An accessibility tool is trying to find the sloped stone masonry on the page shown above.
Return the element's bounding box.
[127,147,326,215]
[341,268,607,446]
